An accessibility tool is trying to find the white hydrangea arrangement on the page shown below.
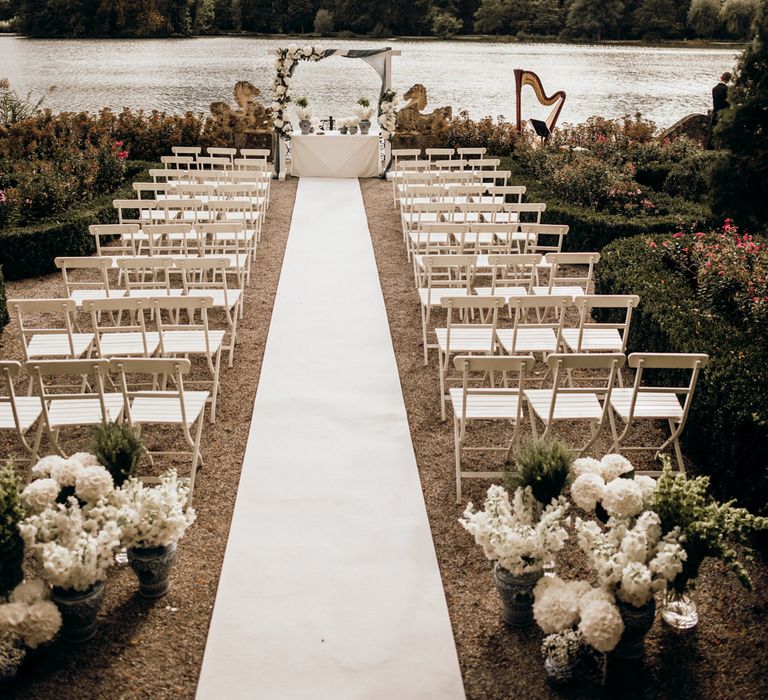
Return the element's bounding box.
[353,99,374,120]
[18,454,124,592]
[534,576,625,655]
[570,454,657,519]
[378,89,398,135]
[115,471,196,549]
[460,485,570,575]
[575,511,687,608]
[0,580,61,649]
[272,45,326,138]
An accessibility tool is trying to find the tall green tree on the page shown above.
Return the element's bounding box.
[710,0,768,230]
[566,0,625,40]
[194,0,216,32]
[687,0,722,38]
[474,0,509,33]
[633,0,681,37]
[721,0,759,38]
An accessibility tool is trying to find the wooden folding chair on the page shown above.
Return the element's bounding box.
[609,353,709,473]
[172,146,202,159]
[9,299,94,362]
[198,222,251,286]
[525,353,626,453]
[496,295,570,357]
[0,361,43,463]
[467,157,500,171]
[239,148,270,160]
[207,146,237,163]
[27,359,123,456]
[133,182,176,200]
[425,147,456,162]
[143,223,199,257]
[153,296,225,422]
[410,223,466,279]
[474,253,540,300]
[83,297,160,359]
[162,155,195,169]
[451,355,534,503]
[56,256,124,307]
[533,252,600,298]
[436,295,504,420]
[117,257,182,299]
[473,185,526,205]
[89,223,146,258]
[497,202,546,225]
[418,254,476,364]
[562,295,640,354]
[109,357,207,505]
[456,147,487,159]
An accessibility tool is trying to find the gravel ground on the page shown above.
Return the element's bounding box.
[0,179,297,700]
[2,177,767,699]
[360,177,768,700]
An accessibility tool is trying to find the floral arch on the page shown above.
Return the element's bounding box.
[269,45,399,178]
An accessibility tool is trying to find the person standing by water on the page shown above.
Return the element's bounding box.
[709,71,732,148]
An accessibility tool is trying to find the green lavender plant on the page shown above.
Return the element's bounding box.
[651,457,768,593]
[356,97,370,107]
[92,422,144,487]
[505,438,573,506]
[294,96,309,109]
[0,461,25,598]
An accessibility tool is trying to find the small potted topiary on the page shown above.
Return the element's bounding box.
[92,421,144,487]
[505,437,573,509]
[295,96,312,134]
[354,98,374,134]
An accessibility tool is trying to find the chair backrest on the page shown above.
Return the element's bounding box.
[113,199,155,226]
[133,182,176,200]
[207,147,237,161]
[233,158,271,172]
[175,184,215,199]
[504,202,546,224]
[162,155,195,169]
[83,297,154,357]
[172,146,202,158]
[433,158,468,171]
[422,255,476,302]
[197,156,231,171]
[456,147,487,158]
[117,256,176,295]
[468,158,500,171]
[414,222,467,254]
[520,224,569,256]
[570,295,641,353]
[152,296,216,356]
[55,256,114,298]
[484,185,526,204]
[425,148,456,161]
[89,223,142,255]
[545,252,600,293]
[9,298,82,361]
[450,202,505,223]
[487,253,541,293]
[142,223,197,256]
[239,148,270,159]
[441,295,503,354]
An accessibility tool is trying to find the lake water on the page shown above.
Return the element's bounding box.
[0,35,739,128]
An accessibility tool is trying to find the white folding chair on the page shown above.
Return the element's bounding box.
[474,253,540,301]
[27,359,123,456]
[562,295,640,354]
[172,146,202,158]
[609,353,709,473]
[162,155,195,169]
[55,257,125,306]
[110,357,207,505]
[436,295,503,420]
[198,222,251,286]
[117,257,182,299]
[90,223,146,258]
[425,147,456,162]
[456,147,487,159]
[525,353,626,453]
[451,355,534,503]
[153,296,225,422]
[83,297,159,359]
[133,182,176,200]
[496,295,570,357]
[418,254,476,364]
[207,146,237,163]
[0,361,43,463]
[9,299,94,362]
[533,252,600,298]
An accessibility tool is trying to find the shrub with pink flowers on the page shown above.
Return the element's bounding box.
[649,221,768,326]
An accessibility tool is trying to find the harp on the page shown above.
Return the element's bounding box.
[514,69,566,137]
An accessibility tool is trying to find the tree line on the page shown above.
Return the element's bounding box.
[0,0,760,40]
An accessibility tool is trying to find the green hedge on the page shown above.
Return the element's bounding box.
[596,235,768,512]
[0,162,153,282]
[0,266,8,331]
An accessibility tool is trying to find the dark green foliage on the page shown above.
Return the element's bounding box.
[505,438,572,505]
[596,234,768,512]
[0,265,8,330]
[92,422,145,487]
[0,162,151,282]
[663,151,718,203]
[711,0,768,232]
[0,461,25,599]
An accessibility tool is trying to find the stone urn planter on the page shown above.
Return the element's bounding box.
[349,125,359,135]
[299,119,311,135]
[51,581,106,642]
[128,543,177,598]
[613,597,656,660]
[359,118,371,135]
[493,563,543,628]
[339,125,348,134]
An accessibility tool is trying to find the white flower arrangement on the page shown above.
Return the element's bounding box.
[378,89,398,136]
[571,454,657,518]
[575,510,687,608]
[0,580,61,649]
[115,471,196,549]
[297,107,313,122]
[534,576,625,655]
[353,104,374,120]
[19,455,124,592]
[460,485,570,575]
[272,45,326,138]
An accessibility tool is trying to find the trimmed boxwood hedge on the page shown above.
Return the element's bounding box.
[0,266,8,331]
[0,161,153,282]
[596,235,768,512]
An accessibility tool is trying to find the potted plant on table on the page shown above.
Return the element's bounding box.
[354,98,374,134]
[19,454,123,642]
[650,459,768,630]
[460,484,570,628]
[295,97,312,135]
[116,470,196,599]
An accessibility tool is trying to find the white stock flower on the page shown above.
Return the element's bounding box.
[578,598,624,652]
[570,473,605,511]
[602,478,644,518]
[635,475,657,504]
[74,466,114,504]
[68,453,100,469]
[572,457,603,478]
[49,460,84,488]
[9,580,48,605]
[618,561,654,607]
[315,44,324,55]
[22,479,59,512]
[30,455,68,479]
[600,454,634,482]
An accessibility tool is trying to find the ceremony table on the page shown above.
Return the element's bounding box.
[290,131,380,178]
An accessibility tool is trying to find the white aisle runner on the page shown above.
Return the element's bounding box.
[196,178,465,699]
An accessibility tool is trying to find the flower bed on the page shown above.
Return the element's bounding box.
[595,233,768,511]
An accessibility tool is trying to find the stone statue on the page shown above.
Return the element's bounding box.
[658,113,710,147]
[208,81,272,149]
[396,84,452,134]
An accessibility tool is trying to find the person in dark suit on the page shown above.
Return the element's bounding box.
[709,71,732,148]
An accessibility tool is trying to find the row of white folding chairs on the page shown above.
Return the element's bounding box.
[170,146,270,163]
[0,357,208,503]
[391,169,511,206]
[399,184,526,209]
[392,146,488,162]
[449,350,709,502]
[133,180,268,202]
[89,223,257,281]
[162,154,270,170]
[149,166,273,206]
[416,252,601,364]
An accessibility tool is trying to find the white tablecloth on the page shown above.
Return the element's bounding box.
[291,132,380,178]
